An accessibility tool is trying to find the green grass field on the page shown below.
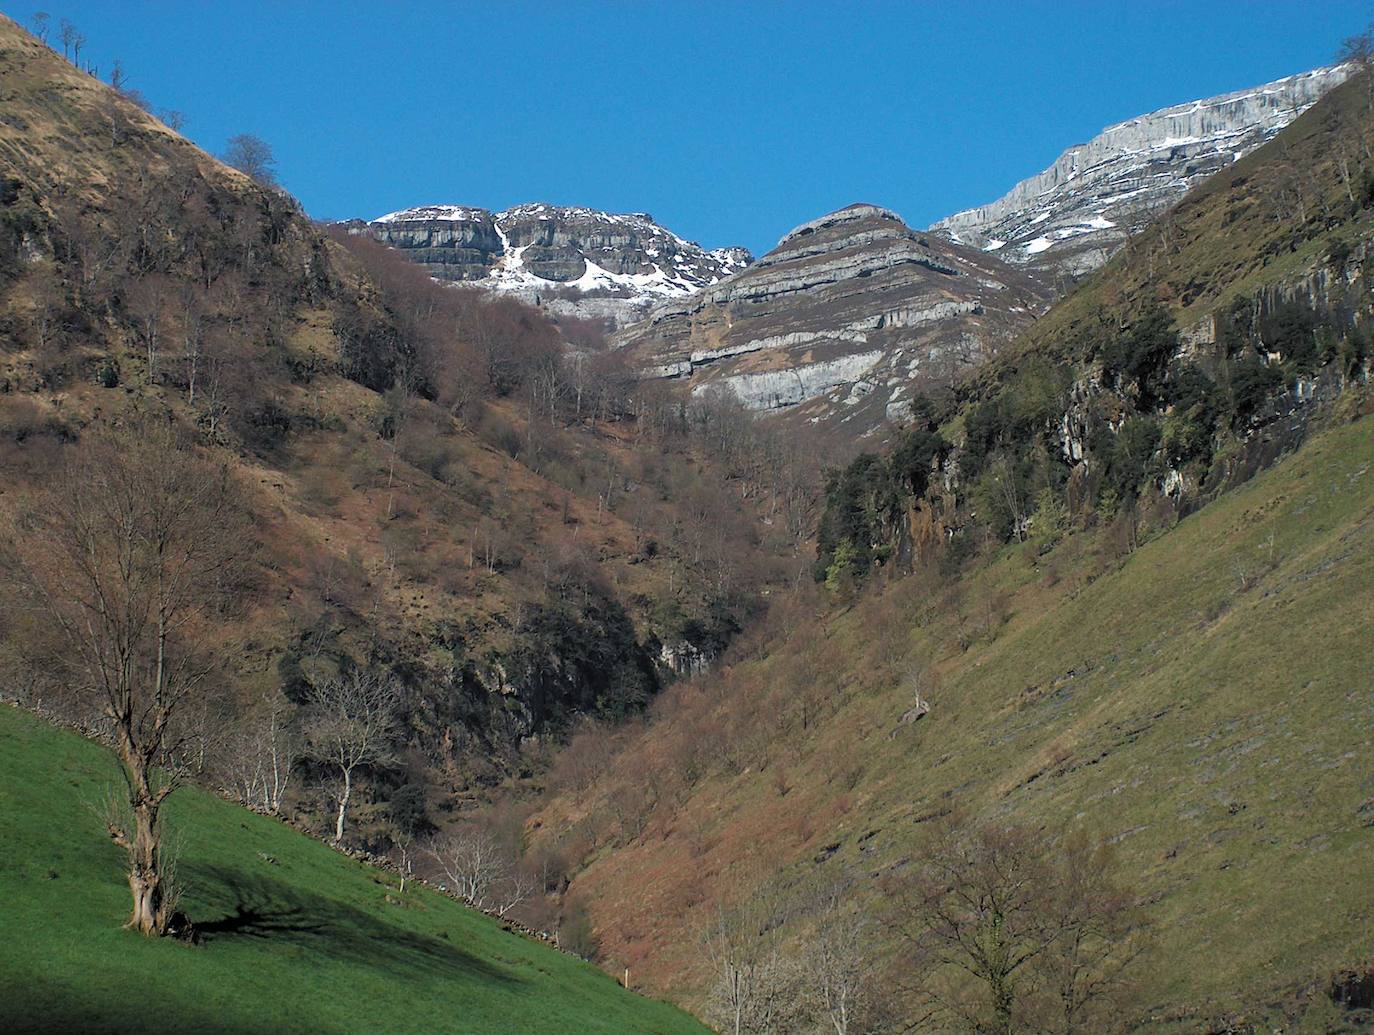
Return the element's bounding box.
[0,705,708,1035]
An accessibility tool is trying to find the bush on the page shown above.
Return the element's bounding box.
[96,357,120,388]
[1100,305,1179,407]
[505,585,659,728]
[1229,356,1285,427]
[237,395,293,454]
[558,898,600,961]
[388,782,431,837]
[1260,301,1320,374]
[1091,416,1161,501]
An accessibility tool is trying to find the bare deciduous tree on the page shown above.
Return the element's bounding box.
[1033,831,1145,1035]
[426,827,534,917]
[886,817,1146,1035]
[58,18,81,62]
[221,133,278,188]
[305,670,398,842]
[6,423,248,935]
[887,820,1055,1033]
[703,893,802,1035]
[224,691,298,814]
[806,895,878,1035]
[158,108,187,132]
[494,866,538,919]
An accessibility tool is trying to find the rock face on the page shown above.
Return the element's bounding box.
[618,204,1051,444]
[931,65,1350,281]
[360,203,751,327]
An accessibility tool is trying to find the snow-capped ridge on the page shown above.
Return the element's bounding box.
[932,63,1351,278]
[361,202,754,328]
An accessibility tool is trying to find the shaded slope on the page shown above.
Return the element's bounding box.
[0,13,781,795]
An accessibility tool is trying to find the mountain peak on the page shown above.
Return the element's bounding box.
[777,204,904,247]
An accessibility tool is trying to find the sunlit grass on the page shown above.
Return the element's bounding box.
[0,705,706,1035]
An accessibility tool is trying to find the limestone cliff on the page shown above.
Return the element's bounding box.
[618,204,1052,444]
[357,203,751,328]
[932,65,1350,281]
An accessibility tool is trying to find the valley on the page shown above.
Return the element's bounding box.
[0,8,1371,1035]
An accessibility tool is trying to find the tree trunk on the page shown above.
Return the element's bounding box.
[127,799,166,935]
[334,767,352,842]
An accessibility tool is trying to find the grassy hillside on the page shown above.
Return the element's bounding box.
[527,364,1374,1029]
[0,703,707,1035]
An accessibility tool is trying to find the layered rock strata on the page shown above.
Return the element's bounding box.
[357,203,751,327]
[617,204,1051,443]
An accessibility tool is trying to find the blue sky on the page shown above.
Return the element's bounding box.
[4,1,1369,255]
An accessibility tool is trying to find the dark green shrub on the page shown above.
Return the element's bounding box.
[96,357,120,388]
[1100,305,1179,408]
[1229,356,1285,427]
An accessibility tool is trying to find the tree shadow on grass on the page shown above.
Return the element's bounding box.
[188,863,522,989]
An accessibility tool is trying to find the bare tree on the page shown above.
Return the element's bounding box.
[703,893,802,1035]
[5,423,248,935]
[58,18,78,61]
[493,866,538,919]
[224,691,299,814]
[392,831,416,896]
[305,670,398,842]
[108,59,150,112]
[886,818,1146,1035]
[886,820,1056,1034]
[70,24,86,68]
[1339,26,1374,124]
[125,275,171,383]
[423,830,511,907]
[806,894,878,1035]
[30,11,50,43]
[1339,27,1374,71]
[1032,831,1145,1035]
[221,133,278,188]
[158,108,187,132]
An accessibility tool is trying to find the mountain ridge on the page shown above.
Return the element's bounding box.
[932,63,1351,280]
[614,201,1052,448]
[358,203,751,328]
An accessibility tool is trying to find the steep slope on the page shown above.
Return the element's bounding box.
[522,64,1374,1031]
[975,59,1374,387]
[0,704,707,1035]
[616,203,1053,447]
[533,400,1374,1029]
[0,14,783,818]
[357,203,751,328]
[933,65,1350,282]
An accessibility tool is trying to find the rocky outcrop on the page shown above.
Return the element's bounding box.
[358,203,752,328]
[617,204,1052,444]
[932,65,1350,281]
